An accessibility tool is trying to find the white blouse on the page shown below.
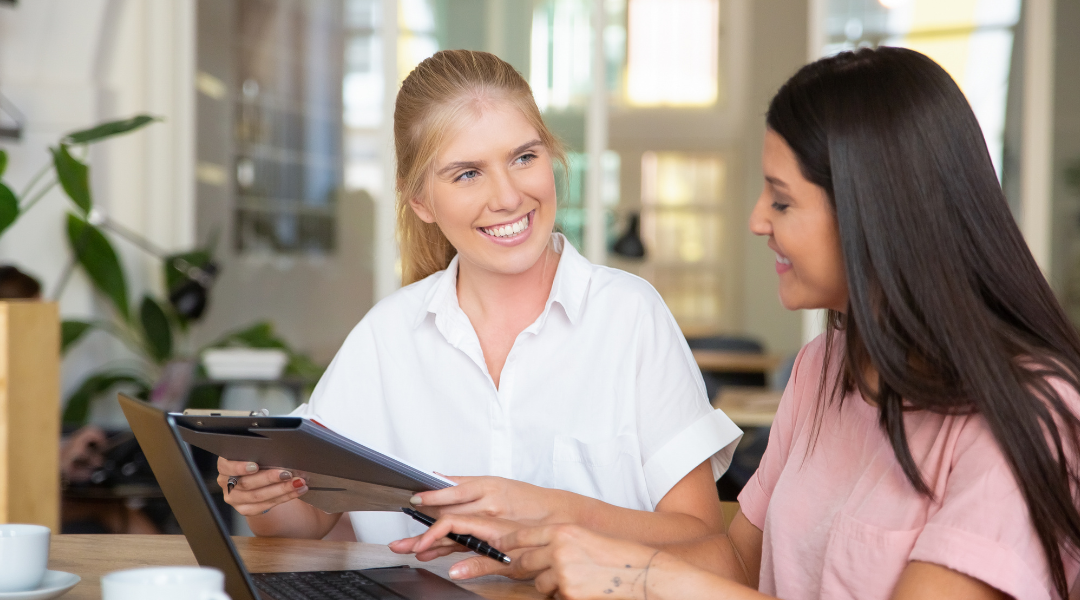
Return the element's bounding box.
[294,234,742,543]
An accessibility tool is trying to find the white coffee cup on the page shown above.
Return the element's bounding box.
[0,524,50,592]
[101,566,231,600]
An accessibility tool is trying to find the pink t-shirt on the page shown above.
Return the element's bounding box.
[739,335,1080,600]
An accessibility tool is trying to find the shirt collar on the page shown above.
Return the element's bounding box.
[413,233,592,329]
[413,252,464,329]
[545,233,590,325]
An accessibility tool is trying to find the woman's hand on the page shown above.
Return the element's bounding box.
[476,522,666,599]
[389,514,663,596]
[216,457,309,516]
[409,476,573,525]
[388,514,530,574]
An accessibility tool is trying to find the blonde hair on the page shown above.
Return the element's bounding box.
[394,49,567,285]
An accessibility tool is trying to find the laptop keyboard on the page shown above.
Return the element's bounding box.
[252,570,399,600]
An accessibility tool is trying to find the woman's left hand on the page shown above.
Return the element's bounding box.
[486,523,664,599]
[390,514,663,598]
[409,476,574,525]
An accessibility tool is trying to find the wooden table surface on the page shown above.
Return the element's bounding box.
[692,350,781,374]
[712,386,784,428]
[50,535,543,600]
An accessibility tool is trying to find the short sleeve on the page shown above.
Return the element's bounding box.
[908,417,1056,600]
[291,318,383,437]
[633,292,743,507]
[738,341,814,531]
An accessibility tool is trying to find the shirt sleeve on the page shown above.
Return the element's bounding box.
[633,292,743,507]
[290,318,383,437]
[908,415,1058,600]
[738,340,814,531]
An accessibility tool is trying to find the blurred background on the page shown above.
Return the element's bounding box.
[0,0,1076,533]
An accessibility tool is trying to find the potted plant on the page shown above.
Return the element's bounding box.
[0,115,160,529]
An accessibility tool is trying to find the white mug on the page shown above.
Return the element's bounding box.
[0,524,50,592]
[101,566,231,600]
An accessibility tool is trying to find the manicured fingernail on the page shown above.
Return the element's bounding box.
[409,495,422,506]
[448,566,464,579]
[292,478,305,488]
[296,485,308,495]
[279,471,292,480]
[246,463,258,473]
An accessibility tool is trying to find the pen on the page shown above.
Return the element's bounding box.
[402,507,511,564]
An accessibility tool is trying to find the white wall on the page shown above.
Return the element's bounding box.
[0,0,195,404]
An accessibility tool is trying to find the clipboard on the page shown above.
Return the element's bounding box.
[173,414,453,513]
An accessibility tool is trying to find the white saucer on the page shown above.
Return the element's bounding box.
[0,571,81,600]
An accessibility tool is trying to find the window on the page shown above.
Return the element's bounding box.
[823,0,1021,177]
[343,0,438,200]
[234,0,345,255]
[530,0,606,112]
[554,151,621,251]
[626,0,721,107]
[398,0,438,83]
[530,0,722,110]
[639,152,730,332]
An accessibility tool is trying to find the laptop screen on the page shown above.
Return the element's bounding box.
[118,394,260,600]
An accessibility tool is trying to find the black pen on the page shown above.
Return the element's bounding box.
[402,507,511,564]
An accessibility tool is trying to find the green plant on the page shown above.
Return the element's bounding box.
[0,115,322,424]
[0,115,159,239]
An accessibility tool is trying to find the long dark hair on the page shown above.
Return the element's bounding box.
[768,47,1080,597]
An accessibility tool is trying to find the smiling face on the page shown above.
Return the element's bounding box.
[749,129,848,312]
[409,102,557,280]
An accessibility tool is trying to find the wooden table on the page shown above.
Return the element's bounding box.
[50,535,543,600]
[692,350,781,374]
[712,387,784,428]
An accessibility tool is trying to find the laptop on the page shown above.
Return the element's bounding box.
[118,394,484,600]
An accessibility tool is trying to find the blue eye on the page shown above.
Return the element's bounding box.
[514,153,537,165]
[455,170,479,183]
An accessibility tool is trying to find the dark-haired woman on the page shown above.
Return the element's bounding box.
[400,47,1080,600]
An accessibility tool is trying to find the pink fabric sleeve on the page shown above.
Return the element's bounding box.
[738,340,817,530]
[908,416,1055,600]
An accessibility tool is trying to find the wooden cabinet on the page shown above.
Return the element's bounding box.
[0,301,60,530]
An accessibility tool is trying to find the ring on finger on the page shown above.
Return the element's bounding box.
[227,476,239,494]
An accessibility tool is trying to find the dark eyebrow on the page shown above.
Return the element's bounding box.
[765,175,790,190]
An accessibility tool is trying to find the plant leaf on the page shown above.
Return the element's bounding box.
[139,295,173,363]
[52,145,92,214]
[209,321,288,349]
[0,149,7,178]
[66,213,129,318]
[284,353,325,381]
[61,320,94,354]
[63,115,162,145]
[0,182,17,237]
[62,371,150,426]
[163,249,214,295]
[185,363,223,410]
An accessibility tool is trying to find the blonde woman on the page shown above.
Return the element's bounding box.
[216,50,741,561]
